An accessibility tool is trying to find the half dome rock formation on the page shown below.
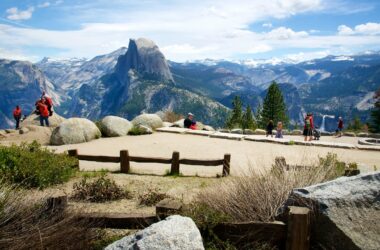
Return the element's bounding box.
[50,118,101,145]
[115,38,174,83]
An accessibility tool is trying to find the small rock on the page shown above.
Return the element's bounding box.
[254,129,266,135]
[290,129,303,135]
[203,125,215,132]
[218,129,230,133]
[99,116,133,137]
[19,127,30,134]
[163,122,174,127]
[231,128,243,134]
[243,129,255,135]
[132,114,163,129]
[137,125,153,134]
[173,119,185,128]
[343,132,356,137]
[105,215,204,250]
[357,132,369,137]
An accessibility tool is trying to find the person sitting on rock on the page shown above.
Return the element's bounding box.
[184,113,197,130]
[13,105,22,130]
[275,121,283,139]
[37,99,50,127]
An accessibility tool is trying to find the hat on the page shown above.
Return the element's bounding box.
[188,112,194,116]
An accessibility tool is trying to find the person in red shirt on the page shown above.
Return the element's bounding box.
[37,99,50,127]
[42,91,53,116]
[336,117,344,137]
[303,113,314,141]
[13,105,22,129]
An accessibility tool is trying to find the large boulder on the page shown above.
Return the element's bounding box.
[99,116,132,137]
[22,112,66,127]
[50,118,101,145]
[290,129,303,135]
[132,114,163,130]
[286,172,380,250]
[105,215,204,250]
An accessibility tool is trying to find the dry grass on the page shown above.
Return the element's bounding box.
[194,153,345,222]
[162,110,184,123]
[0,181,97,250]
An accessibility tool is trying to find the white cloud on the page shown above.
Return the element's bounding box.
[6,7,35,21]
[262,23,273,28]
[266,27,308,40]
[247,44,272,54]
[38,2,51,8]
[338,22,380,36]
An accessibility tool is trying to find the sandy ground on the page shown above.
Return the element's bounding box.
[49,133,380,176]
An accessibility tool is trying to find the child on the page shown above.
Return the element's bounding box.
[266,120,274,138]
[275,121,283,138]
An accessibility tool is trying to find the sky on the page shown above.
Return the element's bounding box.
[1,0,380,62]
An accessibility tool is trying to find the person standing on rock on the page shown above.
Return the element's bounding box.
[41,91,53,116]
[184,113,197,130]
[266,120,274,138]
[275,121,283,138]
[37,99,50,127]
[13,105,22,129]
[336,117,344,137]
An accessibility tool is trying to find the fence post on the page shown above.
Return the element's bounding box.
[68,149,78,158]
[286,206,311,250]
[120,150,130,173]
[222,154,231,177]
[170,151,180,175]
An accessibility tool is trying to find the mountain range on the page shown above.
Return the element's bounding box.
[1,38,379,131]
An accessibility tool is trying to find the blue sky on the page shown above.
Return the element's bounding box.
[1,0,380,62]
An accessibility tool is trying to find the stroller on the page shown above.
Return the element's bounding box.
[313,128,321,140]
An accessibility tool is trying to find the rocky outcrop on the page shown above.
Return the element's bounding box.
[99,116,132,137]
[105,215,204,250]
[22,112,66,127]
[203,125,215,132]
[132,114,163,130]
[173,119,185,128]
[287,172,380,250]
[254,129,266,135]
[50,118,101,145]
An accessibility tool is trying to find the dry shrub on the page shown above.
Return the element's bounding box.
[162,110,184,123]
[0,181,97,250]
[138,187,168,206]
[194,153,345,222]
[72,174,131,202]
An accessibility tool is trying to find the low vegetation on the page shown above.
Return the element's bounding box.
[0,181,97,249]
[72,173,131,202]
[0,141,78,189]
[162,110,183,123]
[138,187,168,206]
[128,126,146,136]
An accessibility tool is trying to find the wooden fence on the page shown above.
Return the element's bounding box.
[68,149,231,177]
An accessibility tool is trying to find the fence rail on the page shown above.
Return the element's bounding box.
[68,149,231,177]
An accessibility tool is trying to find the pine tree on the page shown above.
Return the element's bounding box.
[225,96,243,129]
[370,89,380,133]
[260,81,288,127]
[255,104,263,128]
[242,105,256,130]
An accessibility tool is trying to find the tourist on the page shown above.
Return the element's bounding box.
[42,91,53,116]
[336,117,344,137]
[184,113,197,130]
[266,120,274,138]
[275,121,283,138]
[13,105,22,129]
[303,113,313,141]
[37,99,50,127]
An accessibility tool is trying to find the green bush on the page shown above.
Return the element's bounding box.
[72,173,130,202]
[128,126,146,136]
[0,141,78,189]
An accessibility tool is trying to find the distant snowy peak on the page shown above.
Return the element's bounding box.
[330,56,354,62]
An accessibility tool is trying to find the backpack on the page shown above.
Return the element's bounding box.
[305,117,311,129]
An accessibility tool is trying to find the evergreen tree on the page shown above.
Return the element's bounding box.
[370,89,380,133]
[242,105,256,130]
[255,103,263,128]
[260,81,288,127]
[225,96,243,129]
